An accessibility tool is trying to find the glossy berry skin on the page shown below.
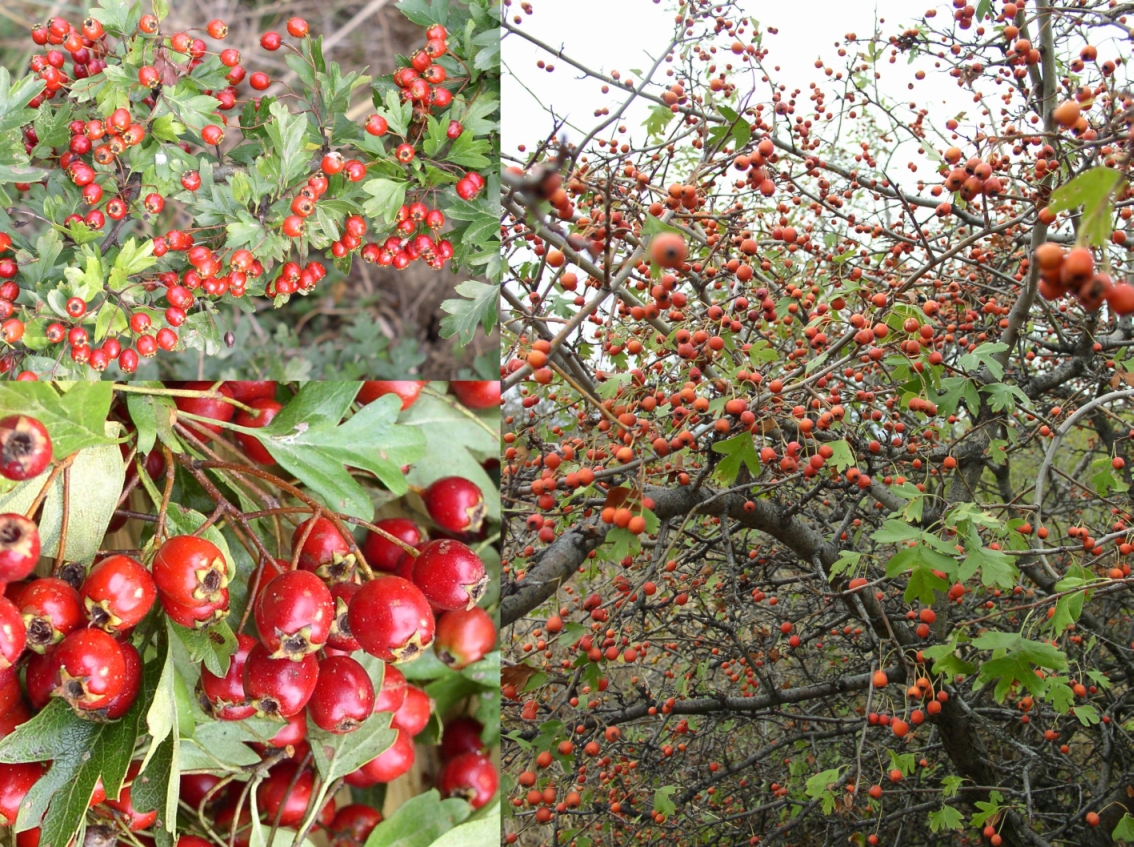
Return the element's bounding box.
[152,534,230,606]
[179,773,223,810]
[172,381,234,440]
[234,398,283,464]
[450,381,500,410]
[199,633,257,720]
[243,641,319,718]
[327,581,362,651]
[328,804,383,847]
[255,570,333,660]
[392,683,432,736]
[345,727,415,786]
[0,762,45,825]
[101,640,142,719]
[308,654,375,733]
[440,717,486,761]
[257,761,314,827]
[105,763,158,830]
[411,539,488,611]
[80,555,156,635]
[373,663,407,713]
[51,628,126,710]
[0,514,40,582]
[293,516,356,583]
[357,380,426,410]
[0,415,52,480]
[362,518,423,573]
[0,596,25,669]
[162,589,229,629]
[347,576,435,663]
[434,606,496,669]
[422,477,487,536]
[439,753,498,810]
[14,576,81,657]
[223,381,276,403]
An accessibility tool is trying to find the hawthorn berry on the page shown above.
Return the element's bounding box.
[363,517,423,573]
[243,641,319,718]
[49,627,127,711]
[412,538,488,611]
[152,534,230,607]
[234,398,283,464]
[439,752,498,809]
[434,606,496,669]
[0,514,40,582]
[347,575,435,663]
[199,633,257,720]
[15,577,83,652]
[307,654,375,733]
[293,515,356,583]
[0,415,52,480]
[422,477,487,536]
[357,380,426,410]
[254,569,334,660]
[79,554,157,635]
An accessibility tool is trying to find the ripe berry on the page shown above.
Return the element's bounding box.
[0,415,52,480]
[106,762,158,830]
[346,727,415,785]
[327,582,363,652]
[650,233,688,268]
[0,762,45,825]
[102,640,142,719]
[181,170,201,191]
[261,32,282,51]
[0,597,25,669]
[439,753,498,809]
[0,514,40,582]
[328,804,383,847]
[152,534,230,607]
[250,71,271,91]
[172,381,235,440]
[412,539,488,611]
[347,575,435,663]
[162,589,229,629]
[199,633,257,720]
[440,717,486,761]
[307,654,375,733]
[423,477,487,536]
[357,380,426,410]
[207,19,228,39]
[243,642,318,718]
[392,683,432,735]
[365,114,388,136]
[450,381,500,410]
[293,515,356,583]
[258,761,317,827]
[254,569,334,660]
[374,662,407,713]
[286,16,309,37]
[15,577,82,652]
[434,606,496,669]
[234,398,283,464]
[363,518,423,573]
[80,554,156,635]
[50,627,127,711]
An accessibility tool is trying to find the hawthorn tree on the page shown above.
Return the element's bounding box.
[499,1,1134,845]
[0,0,499,379]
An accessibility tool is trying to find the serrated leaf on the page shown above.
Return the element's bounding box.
[439,280,497,345]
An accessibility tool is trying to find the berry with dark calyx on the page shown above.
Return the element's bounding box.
[307,654,375,733]
[51,627,126,711]
[328,804,383,847]
[441,717,487,761]
[153,534,229,607]
[0,514,40,583]
[422,477,487,536]
[0,597,25,669]
[171,381,235,441]
[15,577,82,652]
[254,569,333,660]
[392,683,432,736]
[100,640,141,719]
[293,515,357,583]
[162,589,229,629]
[357,380,426,410]
[0,415,52,480]
[79,555,156,635]
[438,753,498,810]
[199,633,257,720]
[347,575,435,663]
[363,518,423,573]
[365,114,388,136]
[411,539,488,611]
[234,398,283,464]
[434,606,496,669]
[450,381,501,410]
[327,581,362,651]
[345,727,415,786]
[243,641,319,718]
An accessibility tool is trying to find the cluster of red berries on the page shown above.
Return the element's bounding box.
[0,380,501,835]
[393,24,454,111]
[1034,242,1134,313]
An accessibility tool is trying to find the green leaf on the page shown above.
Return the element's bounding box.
[108,237,157,290]
[957,544,1018,589]
[1113,813,1134,842]
[804,768,842,814]
[440,280,498,345]
[643,104,676,137]
[873,520,923,544]
[711,433,761,485]
[445,130,491,168]
[396,0,450,26]
[0,383,115,458]
[363,789,471,847]
[361,178,409,225]
[240,384,425,519]
[171,619,238,679]
[958,341,1008,380]
[35,434,125,564]
[654,785,678,816]
[929,805,964,832]
[971,791,1004,829]
[310,713,398,783]
[1047,166,1125,247]
[425,808,501,847]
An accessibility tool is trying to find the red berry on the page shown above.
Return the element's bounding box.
[0,762,45,825]
[440,717,486,761]
[438,752,498,809]
[162,590,229,629]
[258,761,317,826]
[434,606,496,669]
[106,762,158,830]
[0,514,40,582]
[450,381,500,410]
[0,415,52,480]
[224,380,275,402]
[293,516,356,583]
[79,554,156,635]
[172,381,235,440]
[365,114,388,136]
[260,32,282,50]
[327,581,362,651]
[363,518,423,573]
[286,16,309,37]
[234,398,283,464]
[392,683,433,735]
[373,662,407,713]
[243,642,319,718]
[101,640,142,719]
[199,633,257,720]
[307,654,375,733]
[152,534,230,607]
[347,576,435,663]
[51,627,127,711]
[423,477,487,536]
[328,804,383,847]
[15,577,82,652]
[345,727,415,785]
[411,539,488,611]
[0,597,25,669]
[357,380,426,410]
[254,570,334,660]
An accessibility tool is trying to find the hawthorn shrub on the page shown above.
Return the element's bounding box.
[0,379,500,846]
[501,1,1134,845]
[0,0,499,379]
